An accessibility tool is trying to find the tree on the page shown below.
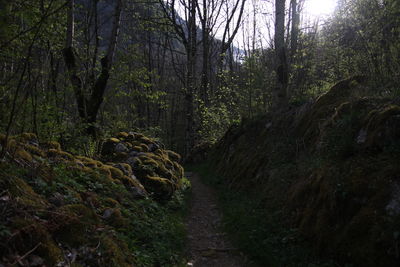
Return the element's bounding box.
[63,0,123,137]
[272,0,288,110]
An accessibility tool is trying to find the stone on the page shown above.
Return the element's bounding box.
[148,143,159,152]
[115,143,128,153]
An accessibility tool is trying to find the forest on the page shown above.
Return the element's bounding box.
[0,0,400,266]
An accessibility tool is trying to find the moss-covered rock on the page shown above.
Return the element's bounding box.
[41,140,62,151]
[47,149,74,161]
[0,130,186,266]
[140,175,175,199]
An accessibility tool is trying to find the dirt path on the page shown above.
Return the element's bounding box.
[185,172,248,267]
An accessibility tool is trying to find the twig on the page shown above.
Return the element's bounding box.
[12,242,42,266]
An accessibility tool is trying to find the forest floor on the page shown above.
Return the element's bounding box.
[185,172,249,267]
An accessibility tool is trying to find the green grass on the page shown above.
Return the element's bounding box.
[187,162,343,267]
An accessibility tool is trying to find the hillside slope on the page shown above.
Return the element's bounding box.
[211,77,400,266]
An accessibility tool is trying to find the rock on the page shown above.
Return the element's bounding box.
[28,140,39,147]
[140,176,174,200]
[115,143,128,153]
[102,208,114,219]
[129,150,138,157]
[130,174,140,183]
[148,143,159,152]
[386,183,400,216]
[101,138,120,155]
[113,163,132,176]
[126,157,141,169]
[129,186,147,199]
[28,255,44,266]
[356,129,367,144]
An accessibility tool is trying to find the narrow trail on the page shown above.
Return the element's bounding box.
[185,172,248,267]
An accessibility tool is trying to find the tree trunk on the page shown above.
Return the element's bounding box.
[290,0,299,61]
[185,0,197,156]
[273,0,288,110]
[200,0,209,105]
[63,0,123,138]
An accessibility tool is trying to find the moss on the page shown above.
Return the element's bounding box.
[103,197,120,207]
[132,145,143,152]
[124,142,132,149]
[142,157,160,168]
[98,165,113,181]
[14,148,33,162]
[75,155,93,162]
[139,136,153,145]
[19,132,38,142]
[11,218,63,265]
[41,141,61,151]
[54,204,99,245]
[130,140,142,146]
[362,105,400,148]
[85,160,103,169]
[108,137,120,143]
[135,133,144,139]
[140,144,149,152]
[147,153,163,162]
[154,148,166,157]
[108,166,125,180]
[119,163,133,176]
[75,156,103,167]
[103,208,128,228]
[173,162,184,179]
[126,133,136,141]
[166,150,181,162]
[119,174,145,190]
[24,144,46,157]
[116,132,129,139]
[7,138,17,151]
[99,236,133,267]
[5,176,48,208]
[142,176,174,199]
[47,149,74,161]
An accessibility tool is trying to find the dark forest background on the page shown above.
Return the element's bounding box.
[1,0,399,155]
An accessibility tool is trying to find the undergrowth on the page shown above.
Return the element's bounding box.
[187,162,344,267]
[0,162,190,266]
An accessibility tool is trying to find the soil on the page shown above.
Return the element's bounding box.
[185,172,249,267]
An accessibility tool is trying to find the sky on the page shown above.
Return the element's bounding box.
[304,0,338,18]
[232,0,338,51]
[173,0,339,51]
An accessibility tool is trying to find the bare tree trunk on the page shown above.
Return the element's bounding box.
[200,0,209,105]
[63,0,123,138]
[185,0,197,156]
[290,0,299,61]
[66,0,74,48]
[273,0,288,110]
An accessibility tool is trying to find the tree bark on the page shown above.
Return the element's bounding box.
[200,0,209,105]
[185,0,197,155]
[290,0,299,61]
[273,0,288,110]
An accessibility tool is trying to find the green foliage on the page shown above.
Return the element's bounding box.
[0,156,189,266]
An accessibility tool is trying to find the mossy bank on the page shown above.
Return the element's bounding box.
[0,131,190,266]
[207,77,400,267]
